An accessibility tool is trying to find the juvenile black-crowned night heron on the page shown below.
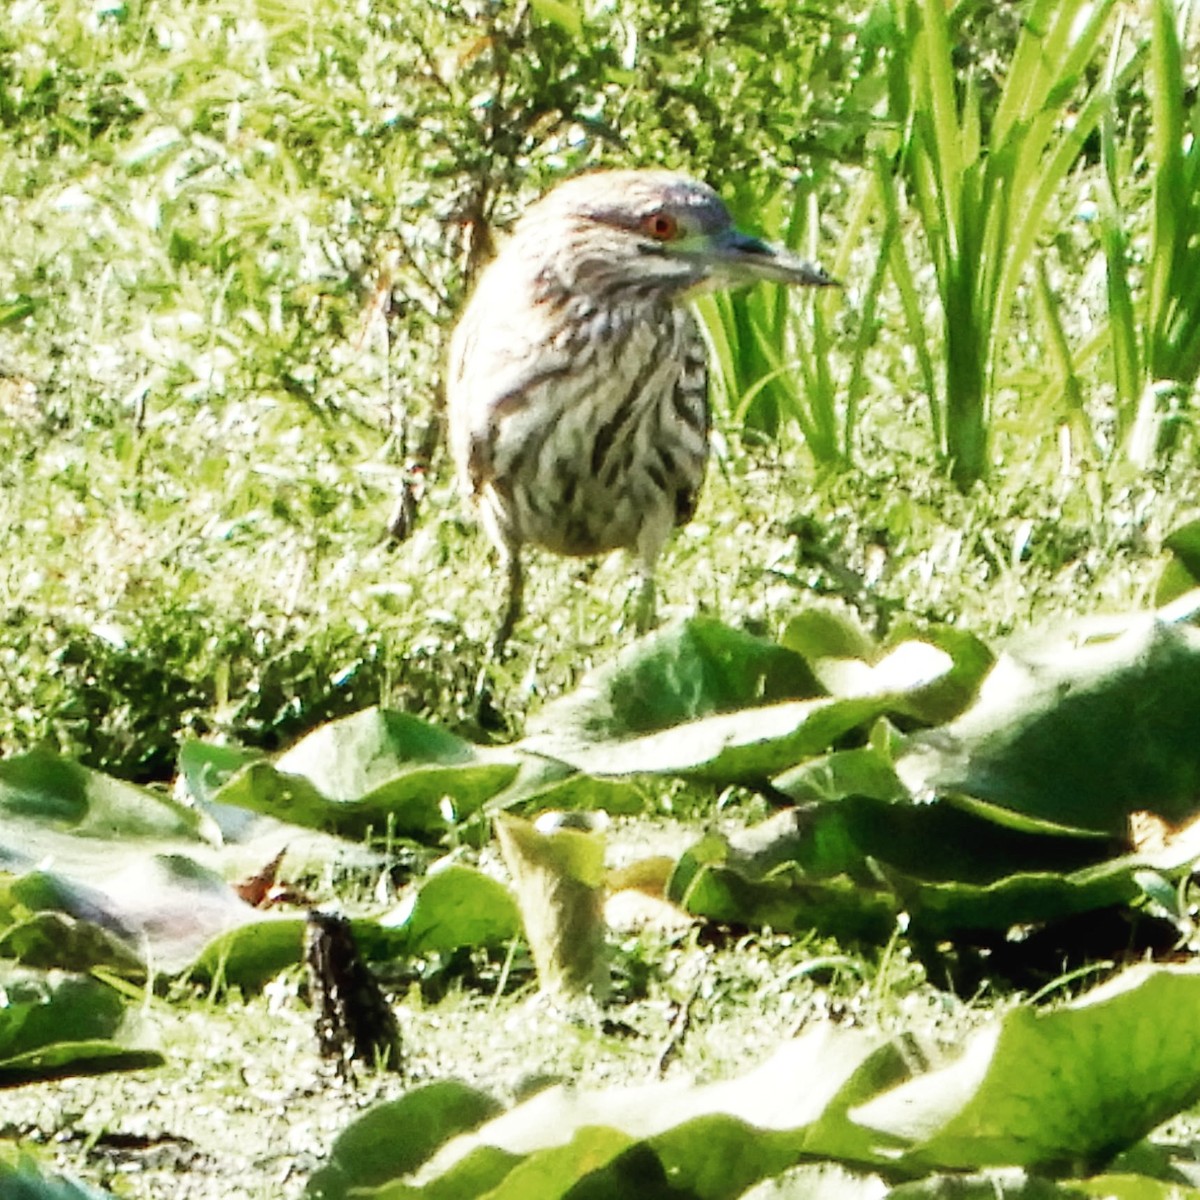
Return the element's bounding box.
[448,168,836,653]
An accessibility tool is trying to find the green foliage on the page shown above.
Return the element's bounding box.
[1099,0,1200,465]
[881,0,1123,488]
[0,964,162,1087]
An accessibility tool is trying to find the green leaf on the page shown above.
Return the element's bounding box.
[305,1081,504,1199]
[670,821,900,945]
[0,910,145,978]
[186,917,306,990]
[523,619,976,783]
[1156,521,1200,604]
[771,739,908,804]
[177,739,264,807]
[667,796,1120,942]
[853,966,1200,1173]
[0,1039,165,1089]
[0,1157,117,1198]
[495,815,607,999]
[0,965,162,1087]
[0,747,206,842]
[389,1025,887,1198]
[527,693,897,784]
[527,619,824,744]
[211,709,518,839]
[888,1172,1090,1198]
[897,619,1200,834]
[377,863,520,958]
[1075,1177,1200,1200]
[489,758,647,818]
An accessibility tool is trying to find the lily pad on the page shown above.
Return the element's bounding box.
[897,618,1200,835]
[0,747,208,844]
[306,1080,504,1199]
[0,1158,117,1198]
[209,709,519,839]
[522,619,972,783]
[375,862,520,958]
[0,965,163,1087]
[853,965,1200,1173]
[526,618,825,743]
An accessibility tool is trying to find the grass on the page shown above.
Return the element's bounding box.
[3,0,1200,1195]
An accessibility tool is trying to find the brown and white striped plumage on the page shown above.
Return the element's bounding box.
[447,169,835,652]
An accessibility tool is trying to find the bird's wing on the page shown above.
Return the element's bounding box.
[448,305,574,495]
[672,317,710,526]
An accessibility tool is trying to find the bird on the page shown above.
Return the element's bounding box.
[446,168,837,654]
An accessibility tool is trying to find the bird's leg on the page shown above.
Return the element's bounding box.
[491,550,524,657]
[634,568,657,634]
[633,521,668,635]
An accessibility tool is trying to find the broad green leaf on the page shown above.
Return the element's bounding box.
[801,1034,937,1166]
[190,865,520,989]
[211,709,518,839]
[305,1081,504,1199]
[177,739,264,806]
[0,1039,165,1089]
[525,618,825,744]
[523,619,968,782]
[403,1026,886,1198]
[275,708,495,798]
[0,966,125,1058]
[1156,520,1200,604]
[0,911,144,978]
[1075,1177,1200,1200]
[783,613,992,726]
[0,747,206,842]
[186,916,306,990]
[377,862,520,958]
[669,827,899,944]
[741,1162,889,1199]
[897,619,1200,834]
[772,739,908,803]
[0,965,162,1087]
[488,758,647,817]
[853,966,1200,1173]
[668,800,1118,941]
[879,624,994,725]
[0,856,297,981]
[467,1126,640,1200]
[781,608,876,661]
[525,693,900,783]
[308,968,1200,1196]
[176,739,269,841]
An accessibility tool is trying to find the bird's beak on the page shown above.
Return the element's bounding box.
[688,227,839,290]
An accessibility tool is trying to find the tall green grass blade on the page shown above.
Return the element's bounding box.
[1098,15,1141,418]
[875,155,941,452]
[1033,257,1089,451]
[1147,0,1200,397]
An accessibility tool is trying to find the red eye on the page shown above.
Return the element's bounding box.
[643,212,679,241]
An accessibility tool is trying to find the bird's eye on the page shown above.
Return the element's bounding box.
[642,212,679,241]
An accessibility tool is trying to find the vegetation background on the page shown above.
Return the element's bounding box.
[3,0,1200,1195]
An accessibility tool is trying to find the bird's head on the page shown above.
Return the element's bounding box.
[514,169,838,300]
